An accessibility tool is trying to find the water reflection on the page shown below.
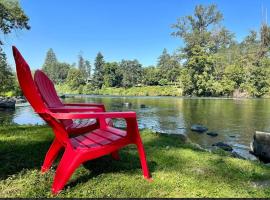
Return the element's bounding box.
[1,96,270,155]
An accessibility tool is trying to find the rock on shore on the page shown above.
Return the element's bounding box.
[0,97,16,109]
[251,131,270,162]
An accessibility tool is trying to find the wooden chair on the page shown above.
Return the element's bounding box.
[12,46,151,194]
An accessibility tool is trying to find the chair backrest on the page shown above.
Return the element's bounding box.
[34,70,63,108]
[12,46,69,145]
[34,70,73,127]
[12,46,47,113]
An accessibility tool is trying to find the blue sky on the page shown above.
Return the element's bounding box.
[3,0,270,69]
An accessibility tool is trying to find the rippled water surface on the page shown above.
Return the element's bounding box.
[2,95,270,157]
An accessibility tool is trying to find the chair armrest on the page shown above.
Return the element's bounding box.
[50,111,137,120]
[49,106,103,113]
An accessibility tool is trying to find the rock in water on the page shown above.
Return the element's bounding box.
[207,132,218,137]
[251,131,270,162]
[191,124,208,133]
[123,102,132,107]
[0,98,15,109]
[140,104,147,108]
[212,142,233,151]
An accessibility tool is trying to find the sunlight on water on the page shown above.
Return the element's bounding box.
[2,95,270,158]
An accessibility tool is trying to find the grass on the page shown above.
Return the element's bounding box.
[56,85,183,96]
[1,125,270,197]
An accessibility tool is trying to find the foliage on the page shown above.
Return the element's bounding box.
[66,68,85,90]
[9,3,270,98]
[0,49,15,93]
[85,60,92,81]
[0,0,30,45]
[172,4,270,97]
[157,49,181,83]
[119,60,142,88]
[103,62,122,87]
[0,0,29,95]
[78,53,87,81]
[142,66,160,86]
[92,52,105,89]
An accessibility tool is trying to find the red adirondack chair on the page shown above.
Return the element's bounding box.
[12,46,151,194]
[34,69,113,135]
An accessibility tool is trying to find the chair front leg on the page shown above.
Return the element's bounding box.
[42,138,63,173]
[135,138,151,179]
[126,118,151,180]
[52,148,81,195]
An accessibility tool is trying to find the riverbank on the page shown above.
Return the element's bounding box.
[1,125,270,197]
[55,85,183,97]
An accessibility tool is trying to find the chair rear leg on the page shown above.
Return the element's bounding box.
[111,150,120,160]
[42,139,62,173]
[136,139,151,179]
[51,149,81,195]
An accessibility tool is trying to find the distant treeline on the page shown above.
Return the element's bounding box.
[41,4,270,97]
[1,2,270,97]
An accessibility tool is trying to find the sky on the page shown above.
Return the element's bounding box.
[3,0,270,69]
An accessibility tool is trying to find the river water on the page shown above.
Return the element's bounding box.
[1,95,270,158]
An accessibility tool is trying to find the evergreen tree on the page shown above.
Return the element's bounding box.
[85,60,92,80]
[0,49,15,93]
[42,48,57,81]
[157,49,181,83]
[78,53,87,81]
[42,48,71,84]
[92,52,105,89]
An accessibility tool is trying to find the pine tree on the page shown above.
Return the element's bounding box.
[43,48,57,67]
[42,48,58,82]
[78,53,87,81]
[85,60,91,80]
[0,48,15,92]
[78,54,86,72]
[92,52,105,89]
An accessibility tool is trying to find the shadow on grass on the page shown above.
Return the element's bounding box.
[1,126,270,196]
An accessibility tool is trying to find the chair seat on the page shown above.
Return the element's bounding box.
[66,119,97,131]
[70,127,127,150]
[66,118,114,134]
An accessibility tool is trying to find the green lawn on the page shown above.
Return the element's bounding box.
[0,125,270,197]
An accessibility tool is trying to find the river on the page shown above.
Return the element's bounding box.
[1,95,270,158]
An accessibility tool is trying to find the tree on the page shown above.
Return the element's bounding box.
[0,0,30,95]
[42,49,71,84]
[42,48,58,80]
[92,52,105,89]
[78,53,87,81]
[172,4,233,96]
[0,0,30,45]
[142,66,160,86]
[157,49,181,83]
[66,68,85,90]
[0,49,15,93]
[119,60,142,88]
[85,60,91,80]
[103,62,122,87]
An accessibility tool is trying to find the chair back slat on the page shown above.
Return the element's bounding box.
[12,46,70,145]
[12,46,47,113]
[34,70,73,127]
[34,70,63,108]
